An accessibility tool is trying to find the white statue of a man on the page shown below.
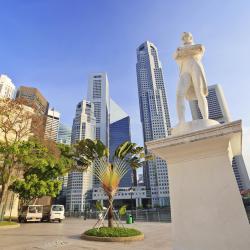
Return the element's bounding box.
[174,32,209,124]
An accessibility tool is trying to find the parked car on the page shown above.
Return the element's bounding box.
[18,205,43,222]
[42,204,65,223]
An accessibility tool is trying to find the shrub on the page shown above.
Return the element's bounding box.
[84,227,142,237]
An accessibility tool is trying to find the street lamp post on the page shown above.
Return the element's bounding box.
[130,172,134,220]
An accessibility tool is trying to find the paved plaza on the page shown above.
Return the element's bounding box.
[0,218,173,250]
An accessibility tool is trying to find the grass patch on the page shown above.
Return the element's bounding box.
[3,216,18,221]
[84,227,142,237]
[0,221,18,226]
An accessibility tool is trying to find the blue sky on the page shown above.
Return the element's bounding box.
[1,0,250,149]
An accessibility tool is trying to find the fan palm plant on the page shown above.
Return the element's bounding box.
[75,139,152,228]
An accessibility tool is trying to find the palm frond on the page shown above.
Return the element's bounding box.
[73,139,151,200]
[93,157,129,197]
[113,141,153,170]
[94,140,109,158]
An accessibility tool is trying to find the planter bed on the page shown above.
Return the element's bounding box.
[81,227,144,242]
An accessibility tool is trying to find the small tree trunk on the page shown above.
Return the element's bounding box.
[0,184,9,221]
[8,193,15,222]
[108,195,114,228]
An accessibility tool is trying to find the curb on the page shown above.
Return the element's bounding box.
[0,223,20,230]
[81,233,144,242]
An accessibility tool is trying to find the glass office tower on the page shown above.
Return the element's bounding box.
[109,99,133,187]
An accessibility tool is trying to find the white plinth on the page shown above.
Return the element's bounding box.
[171,119,219,135]
[147,120,250,250]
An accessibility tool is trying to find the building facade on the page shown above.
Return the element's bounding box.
[136,41,171,207]
[189,84,231,123]
[45,108,60,141]
[87,73,110,146]
[16,86,49,137]
[66,100,96,212]
[0,74,16,99]
[189,84,250,191]
[57,123,72,145]
[56,123,71,205]
[16,86,49,115]
[109,99,134,187]
[92,186,147,209]
[87,73,110,188]
[71,100,96,144]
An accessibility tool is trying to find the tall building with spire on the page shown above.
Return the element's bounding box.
[189,84,250,191]
[136,41,171,206]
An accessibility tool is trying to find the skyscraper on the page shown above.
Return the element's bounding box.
[71,100,96,144]
[56,123,71,205]
[136,41,171,206]
[45,108,60,141]
[87,73,110,147]
[189,84,250,191]
[87,73,110,188]
[0,74,16,99]
[189,84,231,123]
[57,123,72,145]
[66,100,96,211]
[109,99,134,187]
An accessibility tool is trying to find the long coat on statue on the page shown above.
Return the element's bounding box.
[174,44,208,101]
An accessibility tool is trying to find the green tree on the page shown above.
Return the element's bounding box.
[0,99,44,221]
[0,138,74,220]
[0,99,75,221]
[75,139,151,228]
[0,140,44,220]
[9,175,61,205]
[9,142,74,206]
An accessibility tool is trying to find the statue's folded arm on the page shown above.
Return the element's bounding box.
[174,44,204,59]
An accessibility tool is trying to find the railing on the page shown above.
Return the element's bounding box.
[128,209,171,222]
[65,206,250,223]
[65,208,171,222]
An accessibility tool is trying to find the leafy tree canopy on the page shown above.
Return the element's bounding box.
[9,139,75,205]
[9,174,62,205]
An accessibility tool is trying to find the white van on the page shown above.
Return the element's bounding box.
[18,205,43,222]
[43,205,65,222]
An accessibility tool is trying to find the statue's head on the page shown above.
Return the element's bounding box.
[181,32,193,45]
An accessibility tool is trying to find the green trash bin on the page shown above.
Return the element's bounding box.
[126,214,133,224]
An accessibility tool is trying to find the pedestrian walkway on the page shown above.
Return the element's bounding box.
[0,218,173,250]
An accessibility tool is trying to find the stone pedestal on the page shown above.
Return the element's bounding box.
[146,120,250,250]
